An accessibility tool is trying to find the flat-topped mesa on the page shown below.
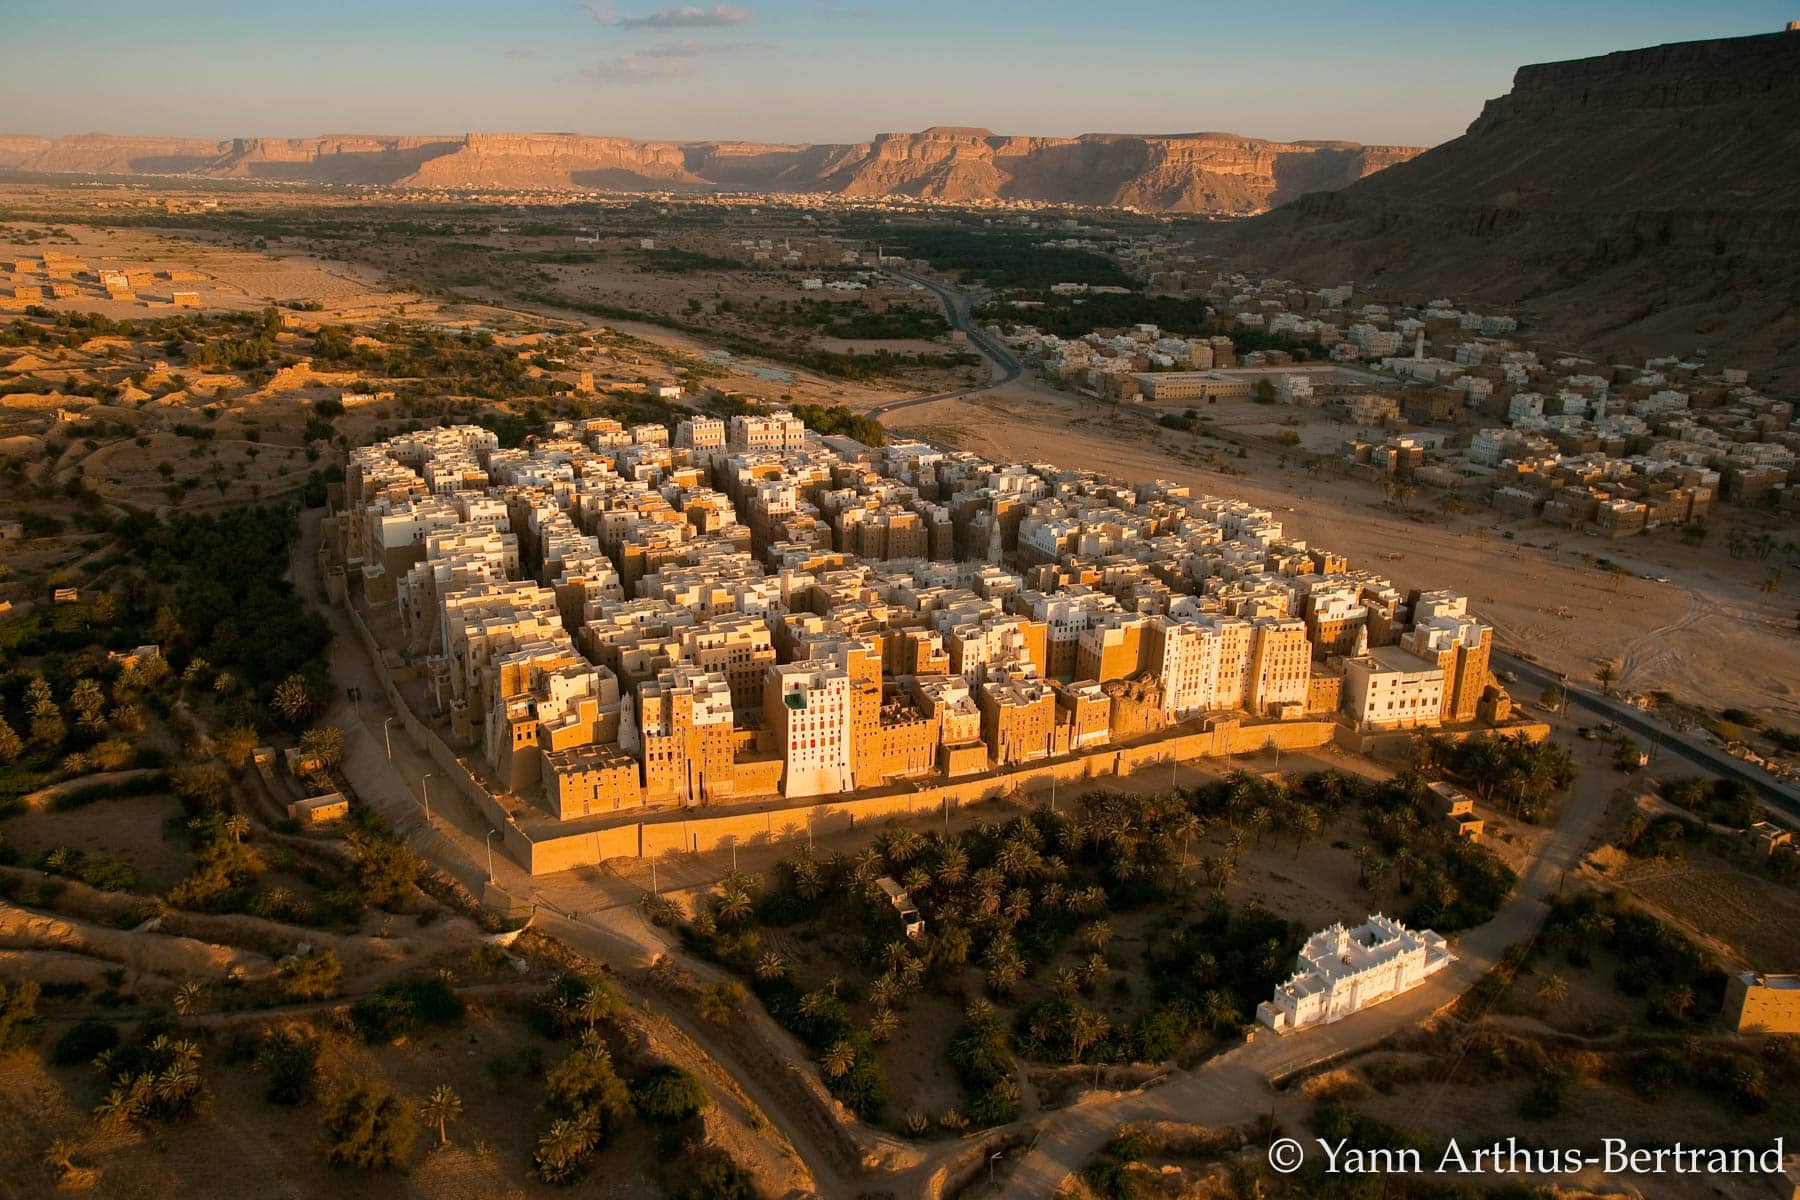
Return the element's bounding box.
[0,125,1423,213]
[1471,29,1800,128]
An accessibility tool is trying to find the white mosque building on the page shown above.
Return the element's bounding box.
[1257,913,1454,1033]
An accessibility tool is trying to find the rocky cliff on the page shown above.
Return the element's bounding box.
[1224,30,1800,381]
[0,126,1421,214]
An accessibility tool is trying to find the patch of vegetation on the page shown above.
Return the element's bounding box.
[1414,732,1576,823]
[255,1030,322,1105]
[348,977,465,1044]
[850,225,1133,290]
[533,1035,633,1184]
[51,1017,118,1066]
[1542,890,1726,1026]
[93,1027,203,1127]
[631,1064,710,1123]
[1658,776,1761,827]
[317,1081,416,1172]
[0,979,42,1052]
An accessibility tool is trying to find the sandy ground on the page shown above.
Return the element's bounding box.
[871,379,1800,727]
[4,794,190,895]
[0,220,417,320]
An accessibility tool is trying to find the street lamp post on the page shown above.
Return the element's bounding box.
[420,773,434,823]
[383,717,395,763]
[485,829,497,883]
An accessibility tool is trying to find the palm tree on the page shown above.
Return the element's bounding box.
[94,1086,140,1128]
[224,814,250,844]
[1067,1008,1111,1065]
[1595,660,1619,696]
[821,1040,857,1079]
[1247,806,1272,848]
[935,845,969,887]
[715,888,752,926]
[1395,847,1419,892]
[1353,845,1372,888]
[173,979,204,1015]
[881,828,922,866]
[1080,920,1113,953]
[421,1084,462,1147]
[1537,974,1569,1004]
[754,952,787,982]
[573,986,614,1032]
[869,1008,899,1043]
[534,1115,600,1184]
[1291,805,1322,856]
[1083,952,1109,989]
[271,674,313,724]
[985,956,1024,997]
[42,1139,78,1178]
[1002,887,1032,926]
[1365,858,1391,894]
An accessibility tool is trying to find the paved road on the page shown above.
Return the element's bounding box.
[992,727,1619,1197]
[868,268,1020,422]
[1493,649,1800,819]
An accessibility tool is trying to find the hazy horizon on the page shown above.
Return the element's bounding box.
[2,0,1794,148]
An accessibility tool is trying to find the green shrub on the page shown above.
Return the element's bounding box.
[51,1017,118,1066]
[256,1031,321,1106]
[348,977,463,1044]
[632,1065,709,1123]
[317,1082,415,1171]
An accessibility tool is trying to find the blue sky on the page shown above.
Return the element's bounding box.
[2,1,1792,146]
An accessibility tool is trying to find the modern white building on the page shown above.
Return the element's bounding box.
[1341,646,1446,731]
[1257,913,1454,1032]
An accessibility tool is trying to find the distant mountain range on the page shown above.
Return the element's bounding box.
[1221,30,1800,381]
[0,127,1421,214]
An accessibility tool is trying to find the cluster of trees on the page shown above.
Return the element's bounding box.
[945,999,1020,1126]
[982,292,1214,339]
[308,322,557,402]
[1413,732,1576,822]
[0,651,171,792]
[1619,1036,1795,1114]
[1659,776,1763,828]
[92,1026,204,1128]
[525,970,719,1187]
[1616,811,1708,861]
[183,306,285,372]
[786,404,887,447]
[682,769,1515,1131]
[519,286,975,382]
[117,504,330,720]
[782,299,948,341]
[1540,890,1727,1027]
[849,225,1134,291]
